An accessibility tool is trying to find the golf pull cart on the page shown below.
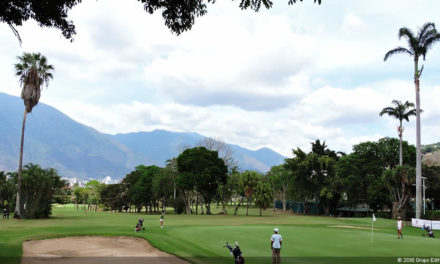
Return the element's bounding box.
[224,241,245,264]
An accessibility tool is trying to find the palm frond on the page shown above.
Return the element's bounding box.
[379,107,397,117]
[15,52,54,113]
[384,47,412,61]
[391,100,402,106]
[402,101,415,108]
[418,22,436,45]
[402,109,417,122]
[399,27,416,42]
[421,34,440,59]
[381,100,416,123]
[399,27,420,55]
[288,0,322,4]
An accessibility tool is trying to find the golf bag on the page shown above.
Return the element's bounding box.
[224,242,245,264]
[423,225,435,238]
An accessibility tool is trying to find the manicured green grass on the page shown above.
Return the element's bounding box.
[1,204,439,264]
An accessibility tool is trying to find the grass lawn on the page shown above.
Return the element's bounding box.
[1,204,439,264]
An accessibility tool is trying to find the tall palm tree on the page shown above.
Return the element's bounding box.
[384,22,440,218]
[380,100,417,166]
[14,52,54,218]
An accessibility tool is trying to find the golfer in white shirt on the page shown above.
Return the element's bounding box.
[271,227,282,264]
[397,216,403,239]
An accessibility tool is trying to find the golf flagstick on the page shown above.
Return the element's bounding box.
[371,213,376,243]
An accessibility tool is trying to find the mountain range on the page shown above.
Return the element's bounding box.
[0,93,286,180]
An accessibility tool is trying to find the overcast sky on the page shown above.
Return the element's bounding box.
[1,0,440,157]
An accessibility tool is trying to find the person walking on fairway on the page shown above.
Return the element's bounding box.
[397,216,403,239]
[271,228,282,264]
[160,212,164,229]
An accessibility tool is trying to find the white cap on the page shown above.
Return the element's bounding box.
[234,241,239,246]
[274,228,279,232]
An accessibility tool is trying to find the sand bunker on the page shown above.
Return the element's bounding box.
[22,236,189,264]
[328,225,380,230]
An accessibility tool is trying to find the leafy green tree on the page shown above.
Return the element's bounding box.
[175,167,196,214]
[336,154,364,209]
[152,168,174,213]
[337,137,416,214]
[254,181,273,216]
[131,165,161,213]
[73,186,90,210]
[423,165,440,210]
[284,148,312,206]
[0,171,15,212]
[177,147,227,214]
[284,140,341,215]
[165,158,178,199]
[230,171,246,215]
[380,100,417,166]
[382,165,415,219]
[384,22,440,218]
[85,180,104,211]
[19,164,65,218]
[100,184,124,211]
[198,137,238,172]
[13,52,54,219]
[267,165,290,212]
[242,170,262,216]
[2,0,321,44]
[121,167,143,212]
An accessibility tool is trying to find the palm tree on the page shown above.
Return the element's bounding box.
[14,52,54,218]
[380,100,417,166]
[384,22,440,218]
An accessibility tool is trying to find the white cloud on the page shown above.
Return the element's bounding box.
[1,0,440,159]
[343,13,365,30]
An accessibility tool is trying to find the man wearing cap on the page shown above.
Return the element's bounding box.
[271,227,282,264]
[397,216,403,239]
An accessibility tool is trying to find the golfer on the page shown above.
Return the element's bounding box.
[397,216,403,239]
[271,227,282,264]
[160,212,164,229]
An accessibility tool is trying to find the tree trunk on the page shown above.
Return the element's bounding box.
[201,198,205,215]
[399,120,403,166]
[282,190,287,212]
[234,197,243,215]
[246,198,250,216]
[15,110,28,219]
[414,59,422,219]
[206,202,211,214]
[186,193,192,215]
[273,196,276,212]
[195,193,199,215]
[324,206,330,216]
[392,201,400,219]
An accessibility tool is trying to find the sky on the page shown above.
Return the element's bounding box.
[1,0,440,157]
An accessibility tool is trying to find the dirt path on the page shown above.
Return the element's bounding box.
[22,236,190,264]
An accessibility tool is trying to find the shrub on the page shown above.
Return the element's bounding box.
[425,210,440,220]
[169,197,185,214]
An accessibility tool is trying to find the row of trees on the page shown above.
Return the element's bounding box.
[2,138,440,219]
[95,137,440,219]
[285,137,440,218]
[97,146,276,216]
[0,164,66,218]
